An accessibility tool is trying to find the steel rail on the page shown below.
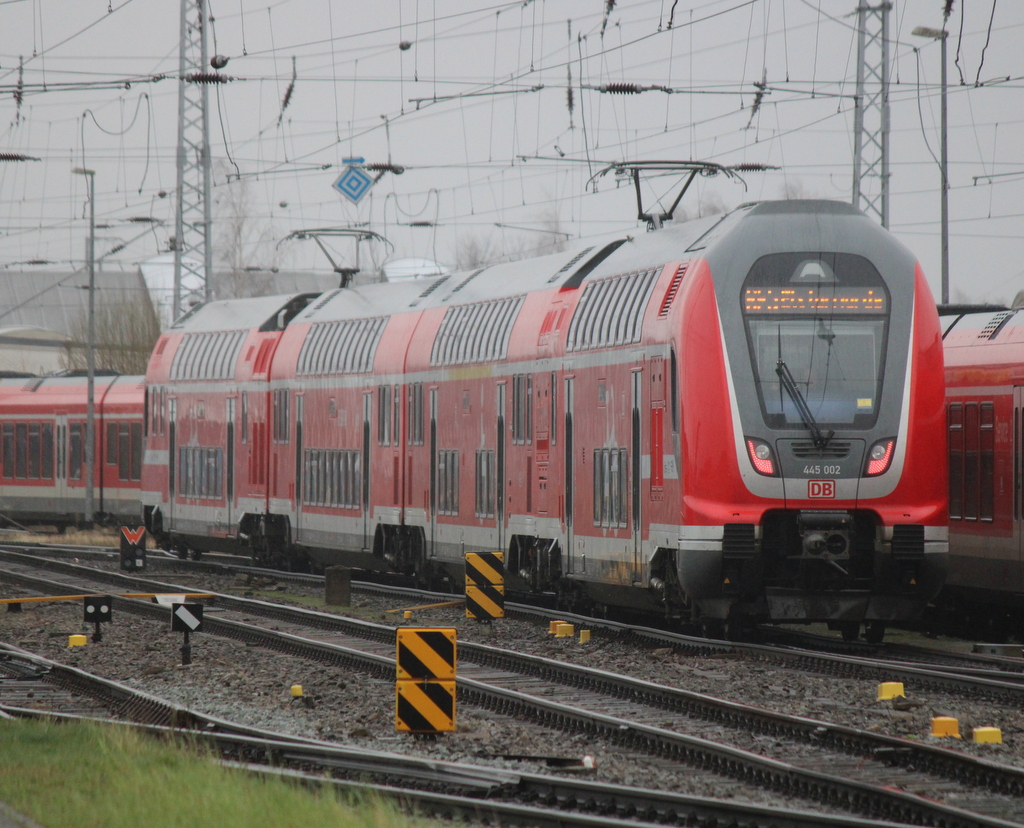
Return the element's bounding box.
[1,565,1021,828]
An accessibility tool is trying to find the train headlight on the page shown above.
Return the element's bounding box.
[865,438,896,476]
[745,438,779,477]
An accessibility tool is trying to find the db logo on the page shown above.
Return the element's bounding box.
[808,480,835,499]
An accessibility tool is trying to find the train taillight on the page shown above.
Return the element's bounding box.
[745,438,779,477]
[865,438,896,476]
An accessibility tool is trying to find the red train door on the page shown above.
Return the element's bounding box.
[496,383,506,555]
[563,377,574,574]
[1014,389,1024,594]
[631,368,643,583]
[226,397,235,532]
[168,399,177,526]
[294,395,303,541]
[55,414,68,509]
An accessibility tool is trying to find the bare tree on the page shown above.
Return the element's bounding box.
[213,162,280,299]
[63,292,161,375]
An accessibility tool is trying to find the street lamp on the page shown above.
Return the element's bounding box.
[73,167,96,528]
[912,25,949,305]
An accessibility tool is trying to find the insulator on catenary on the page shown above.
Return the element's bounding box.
[185,72,230,84]
[0,152,39,161]
[600,83,640,94]
[364,163,405,174]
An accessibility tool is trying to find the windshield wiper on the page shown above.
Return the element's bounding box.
[776,358,834,449]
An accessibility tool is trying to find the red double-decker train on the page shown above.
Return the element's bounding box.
[130,199,947,640]
[0,374,144,529]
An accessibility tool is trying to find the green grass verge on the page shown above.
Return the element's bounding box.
[0,718,423,828]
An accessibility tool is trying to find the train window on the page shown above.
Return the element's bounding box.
[273,389,290,443]
[980,402,995,522]
[437,450,459,515]
[378,386,391,446]
[2,424,12,478]
[143,387,149,438]
[670,347,680,436]
[963,403,979,520]
[107,423,118,465]
[593,447,628,528]
[15,424,27,479]
[475,449,496,518]
[178,446,223,499]
[512,375,532,445]
[28,424,40,479]
[393,385,401,444]
[741,252,889,430]
[408,383,424,446]
[303,448,360,508]
[430,296,524,367]
[118,424,131,481]
[241,392,248,444]
[297,317,387,376]
[69,424,83,480]
[130,423,142,481]
[41,423,53,480]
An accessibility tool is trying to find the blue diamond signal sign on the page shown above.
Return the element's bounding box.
[333,165,374,204]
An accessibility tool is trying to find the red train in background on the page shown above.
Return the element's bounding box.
[0,374,144,529]
[940,305,1024,636]
[134,198,947,641]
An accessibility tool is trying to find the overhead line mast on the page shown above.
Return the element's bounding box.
[173,0,217,320]
[852,1,891,228]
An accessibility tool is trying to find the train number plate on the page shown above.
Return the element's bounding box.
[808,480,835,499]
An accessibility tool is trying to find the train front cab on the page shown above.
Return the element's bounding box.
[672,202,948,638]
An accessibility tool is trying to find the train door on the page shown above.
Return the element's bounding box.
[294,395,303,541]
[168,399,177,526]
[496,383,506,554]
[362,392,371,551]
[563,377,574,574]
[429,388,438,556]
[54,414,68,510]
[1011,388,1019,589]
[226,398,235,532]
[631,369,643,583]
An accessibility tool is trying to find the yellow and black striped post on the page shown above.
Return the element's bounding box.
[465,551,504,621]
[395,627,456,733]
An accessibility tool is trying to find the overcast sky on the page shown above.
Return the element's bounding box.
[0,0,1021,306]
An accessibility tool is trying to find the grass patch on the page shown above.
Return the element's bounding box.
[2,528,118,547]
[0,719,423,828]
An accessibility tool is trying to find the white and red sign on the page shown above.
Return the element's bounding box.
[808,479,836,499]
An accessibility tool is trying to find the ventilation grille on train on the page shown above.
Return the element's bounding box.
[892,524,924,559]
[565,267,659,351]
[297,316,388,375]
[547,247,595,283]
[977,310,1016,340]
[723,523,756,557]
[431,295,525,366]
[658,263,688,317]
[169,330,248,381]
[790,440,852,459]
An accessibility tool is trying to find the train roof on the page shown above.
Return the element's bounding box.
[942,307,1024,362]
[168,292,320,334]
[294,199,874,327]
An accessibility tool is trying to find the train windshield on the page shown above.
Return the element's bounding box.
[741,252,890,430]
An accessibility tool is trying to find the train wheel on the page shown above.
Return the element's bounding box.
[865,621,886,644]
[838,621,860,642]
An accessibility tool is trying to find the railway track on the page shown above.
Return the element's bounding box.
[2,553,1024,826]
[0,650,926,828]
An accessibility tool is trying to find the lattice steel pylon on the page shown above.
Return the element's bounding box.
[852,1,891,228]
[173,0,215,319]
